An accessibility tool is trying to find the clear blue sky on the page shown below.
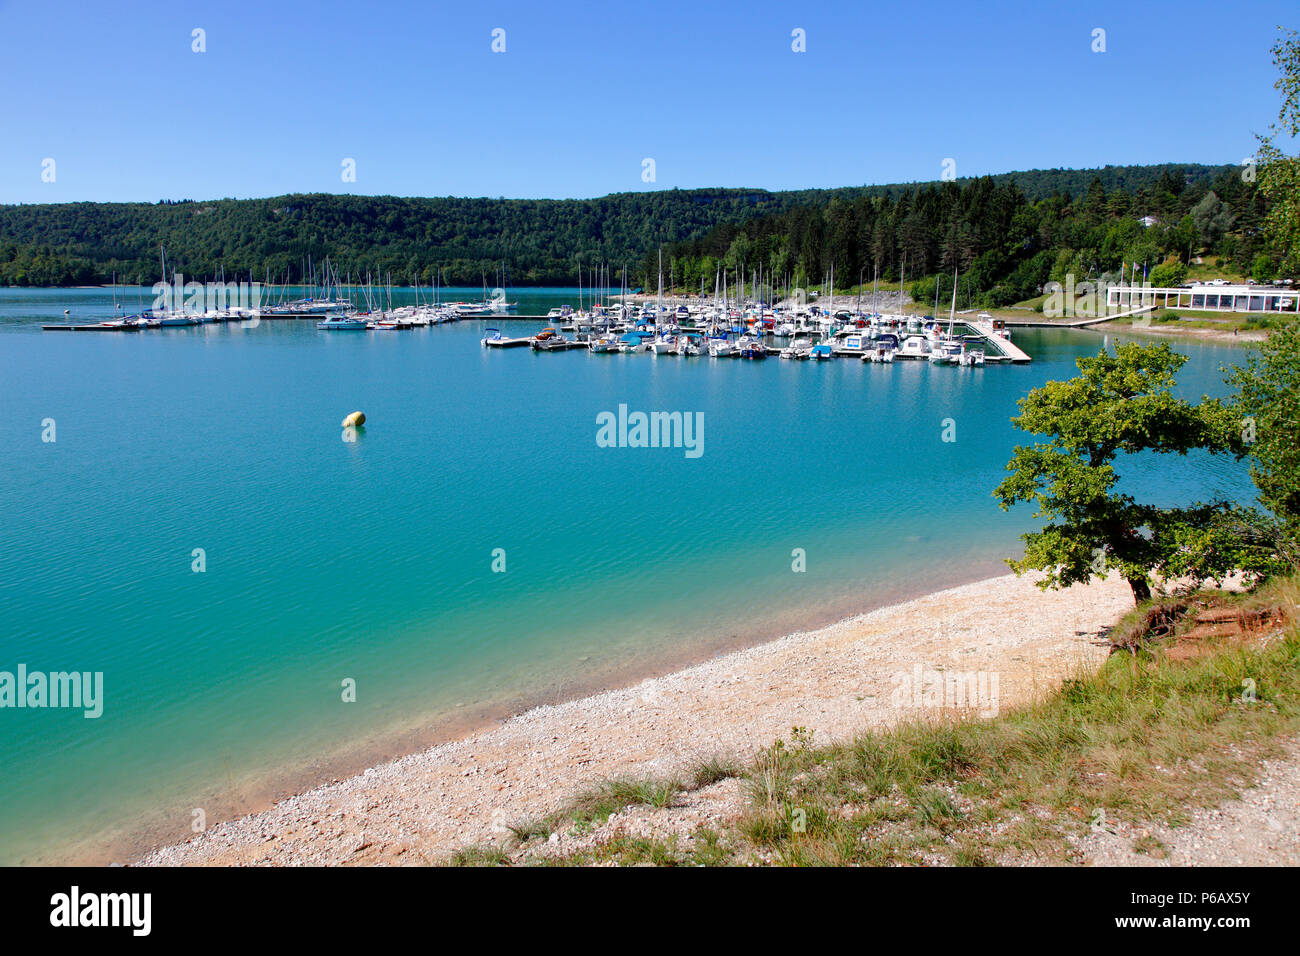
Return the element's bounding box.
[0,0,1294,203]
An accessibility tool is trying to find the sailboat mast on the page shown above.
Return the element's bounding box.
[949,265,958,334]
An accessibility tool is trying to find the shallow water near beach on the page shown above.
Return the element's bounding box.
[0,287,1257,864]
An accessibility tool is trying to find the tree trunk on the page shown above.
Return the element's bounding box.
[1127,576,1152,604]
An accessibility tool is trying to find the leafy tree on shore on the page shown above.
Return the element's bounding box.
[1149,257,1188,287]
[1257,28,1300,276]
[995,343,1251,603]
[1229,322,1300,568]
[1190,191,1234,249]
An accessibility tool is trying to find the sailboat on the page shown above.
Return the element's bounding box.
[317,315,368,331]
[150,246,197,325]
[650,334,679,354]
[929,267,962,364]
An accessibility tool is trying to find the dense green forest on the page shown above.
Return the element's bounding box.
[0,163,1250,293]
[644,164,1281,309]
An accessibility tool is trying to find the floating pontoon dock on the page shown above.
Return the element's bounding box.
[482,334,533,348]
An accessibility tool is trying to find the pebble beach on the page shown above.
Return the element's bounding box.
[139,571,1135,866]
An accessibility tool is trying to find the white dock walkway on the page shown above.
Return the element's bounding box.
[967,319,1033,363]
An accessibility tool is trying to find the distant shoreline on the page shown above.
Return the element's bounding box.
[6,286,1270,345]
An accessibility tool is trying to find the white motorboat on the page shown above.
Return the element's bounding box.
[676,333,705,356]
[898,335,931,359]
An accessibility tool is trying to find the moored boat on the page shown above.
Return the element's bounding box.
[588,332,621,353]
[676,332,705,356]
[708,336,738,357]
[531,327,571,350]
[317,315,369,330]
[619,330,653,352]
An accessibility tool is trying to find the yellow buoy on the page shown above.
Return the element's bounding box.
[341,411,366,428]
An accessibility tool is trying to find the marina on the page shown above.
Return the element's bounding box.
[45,290,1031,363]
[38,247,1032,363]
[40,253,1030,362]
[474,308,1031,364]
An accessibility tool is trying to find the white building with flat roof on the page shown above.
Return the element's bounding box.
[1106,283,1299,314]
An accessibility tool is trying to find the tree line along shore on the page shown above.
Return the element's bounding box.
[2,161,1285,313]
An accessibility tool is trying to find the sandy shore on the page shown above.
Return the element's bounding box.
[1063,318,1266,345]
[139,571,1133,866]
[1011,315,1265,345]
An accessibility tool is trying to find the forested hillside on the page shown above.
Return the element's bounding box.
[646,164,1276,309]
[0,163,1238,290]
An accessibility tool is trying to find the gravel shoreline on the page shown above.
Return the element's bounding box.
[139,571,1132,866]
[1077,739,1300,866]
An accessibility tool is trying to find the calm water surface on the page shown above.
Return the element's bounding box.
[0,287,1257,863]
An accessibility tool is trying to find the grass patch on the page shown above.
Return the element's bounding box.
[691,755,742,788]
[568,776,683,825]
[447,843,511,867]
[504,817,553,844]
[1132,833,1168,858]
[1112,308,1296,334]
[548,827,741,867]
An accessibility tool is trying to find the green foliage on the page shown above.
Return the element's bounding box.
[1258,28,1300,276]
[994,343,1256,602]
[1253,252,1278,281]
[690,755,741,788]
[568,776,682,825]
[646,164,1262,305]
[1228,321,1300,567]
[910,274,940,307]
[0,164,1247,290]
[0,188,847,288]
[1190,191,1234,248]
[1149,257,1187,287]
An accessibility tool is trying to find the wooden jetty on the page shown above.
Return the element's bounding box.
[965,319,1032,363]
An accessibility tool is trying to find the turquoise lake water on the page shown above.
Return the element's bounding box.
[0,287,1257,864]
